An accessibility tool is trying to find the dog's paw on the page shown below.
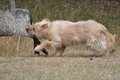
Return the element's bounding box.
[42,49,48,55]
[34,45,42,51]
[34,51,40,55]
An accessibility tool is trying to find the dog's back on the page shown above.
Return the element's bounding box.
[50,20,116,54]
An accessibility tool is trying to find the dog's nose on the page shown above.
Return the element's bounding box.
[26,28,28,32]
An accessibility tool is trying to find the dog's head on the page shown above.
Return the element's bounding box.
[26,19,50,39]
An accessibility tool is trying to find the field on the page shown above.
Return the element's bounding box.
[0,46,120,80]
[0,0,120,80]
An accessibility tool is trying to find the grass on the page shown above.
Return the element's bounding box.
[0,44,120,80]
[0,0,120,80]
[0,48,120,80]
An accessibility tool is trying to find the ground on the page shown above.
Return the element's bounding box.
[0,45,120,80]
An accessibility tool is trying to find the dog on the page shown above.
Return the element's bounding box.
[26,19,117,57]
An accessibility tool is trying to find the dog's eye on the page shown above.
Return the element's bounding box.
[33,28,35,31]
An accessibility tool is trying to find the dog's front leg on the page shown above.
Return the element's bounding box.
[34,40,52,53]
[33,36,48,55]
[54,45,66,57]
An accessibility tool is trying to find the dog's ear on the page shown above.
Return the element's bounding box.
[41,23,48,29]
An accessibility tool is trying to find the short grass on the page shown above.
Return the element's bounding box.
[0,46,120,80]
[0,0,120,80]
[0,39,120,80]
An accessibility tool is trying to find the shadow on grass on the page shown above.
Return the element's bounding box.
[62,51,118,61]
[0,50,117,59]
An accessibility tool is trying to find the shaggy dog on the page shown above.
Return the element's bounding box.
[26,19,117,57]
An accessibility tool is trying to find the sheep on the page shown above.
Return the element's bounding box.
[0,8,48,55]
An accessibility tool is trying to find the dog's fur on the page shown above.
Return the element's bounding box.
[27,19,117,57]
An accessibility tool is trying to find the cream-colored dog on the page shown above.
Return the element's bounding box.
[26,19,117,57]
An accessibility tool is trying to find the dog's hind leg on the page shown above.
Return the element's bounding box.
[54,45,66,57]
[33,36,48,55]
[104,43,112,56]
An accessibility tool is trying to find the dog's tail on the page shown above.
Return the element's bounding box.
[113,34,118,41]
[101,29,118,53]
[102,30,117,44]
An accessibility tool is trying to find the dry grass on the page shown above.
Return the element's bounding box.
[0,37,120,80]
[0,36,33,57]
[0,53,120,80]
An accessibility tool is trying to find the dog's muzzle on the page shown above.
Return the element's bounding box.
[26,28,34,38]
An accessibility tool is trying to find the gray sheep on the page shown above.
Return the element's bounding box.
[0,8,48,55]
